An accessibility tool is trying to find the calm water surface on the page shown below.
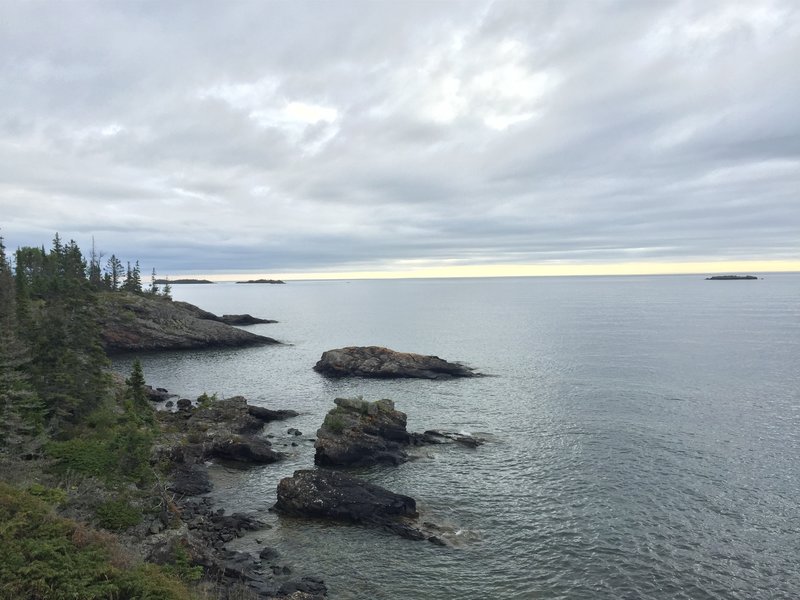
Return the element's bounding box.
[114,275,800,599]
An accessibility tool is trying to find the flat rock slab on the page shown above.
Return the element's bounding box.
[313,346,477,379]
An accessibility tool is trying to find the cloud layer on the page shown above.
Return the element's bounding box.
[2,1,798,275]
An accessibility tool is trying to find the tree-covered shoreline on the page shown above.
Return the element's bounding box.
[0,233,267,599]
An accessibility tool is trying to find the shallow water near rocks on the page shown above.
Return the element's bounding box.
[113,275,800,599]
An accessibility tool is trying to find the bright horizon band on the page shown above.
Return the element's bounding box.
[180,260,800,282]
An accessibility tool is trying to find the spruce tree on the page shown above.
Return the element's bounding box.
[0,235,43,452]
[106,254,123,290]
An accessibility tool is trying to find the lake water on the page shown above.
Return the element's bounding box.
[113,275,800,599]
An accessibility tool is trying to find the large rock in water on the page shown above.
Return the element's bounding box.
[315,397,411,467]
[97,291,280,353]
[313,346,477,379]
[274,469,426,541]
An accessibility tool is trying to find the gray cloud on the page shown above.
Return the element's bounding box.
[1,0,798,275]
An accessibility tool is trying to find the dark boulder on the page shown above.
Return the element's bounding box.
[315,398,410,467]
[313,346,477,379]
[168,463,212,496]
[210,436,281,464]
[277,576,328,599]
[274,469,425,540]
[145,385,176,402]
[248,405,300,422]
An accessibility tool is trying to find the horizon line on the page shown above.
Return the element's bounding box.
[170,259,800,282]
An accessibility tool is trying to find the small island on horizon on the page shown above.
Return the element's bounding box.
[154,278,214,284]
[705,275,758,280]
[236,278,286,284]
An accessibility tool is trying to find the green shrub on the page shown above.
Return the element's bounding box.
[162,545,203,583]
[96,499,142,531]
[0,483,194,600]
[46,437,116,478]
[323,412,347,433]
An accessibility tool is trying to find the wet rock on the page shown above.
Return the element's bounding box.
[277,576,328,599]
[248,405,300,422]
[315,398,410,467]
[259,546,280,561]
[313,346,478,379]
[415,429,486,448]
[287,428,302,436]
[210,436,281,464]
[145,385,176,402]
[274,469,426,541]
[168,463,212,496]
[176,398,192,411]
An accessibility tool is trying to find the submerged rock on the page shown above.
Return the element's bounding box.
[315,398,410,467]
[313,346,478,379]
[416,429,486,448]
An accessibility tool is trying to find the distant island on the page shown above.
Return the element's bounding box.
[236,278,286,284]
[154,278,214,284]
[705,275,758,280]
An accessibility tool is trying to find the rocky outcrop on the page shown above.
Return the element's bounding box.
[274,469,431,541]
[315,398,411,467]
[98,291,279,353]
[157,396,289,494]
[315,398,486,467]
[313,346,477,379]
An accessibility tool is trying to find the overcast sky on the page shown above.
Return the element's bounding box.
[1,1,798,277]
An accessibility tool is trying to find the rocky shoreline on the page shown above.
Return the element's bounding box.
[98,291,280,353]
[139,390,486,597]
[146,393,326,599]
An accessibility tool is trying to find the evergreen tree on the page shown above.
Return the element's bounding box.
[149,268,160,295]
[106,254,123,290]
[0,235,42,452]
[162,278,172,300]
[122,261,142,293]
[16,236,109,429]
[88,237,103,289]
[125,359,152,423]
